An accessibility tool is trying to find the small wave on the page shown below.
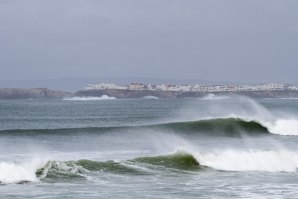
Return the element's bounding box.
[276,97,298,100]
[63,95,116,101]
[201,94,230,100]
[142,96,159,99]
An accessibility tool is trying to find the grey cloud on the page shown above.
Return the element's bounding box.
[0,0,297,86]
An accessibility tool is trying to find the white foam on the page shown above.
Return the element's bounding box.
[0,158,47,184]
[63,95,116,101]
[201,94,230,100]
[278,98,298,100]
[265,119,298,135]
[194,149,298,172]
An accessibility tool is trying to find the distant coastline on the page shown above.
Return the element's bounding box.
[76,89,298,99]
[1,86,298,100]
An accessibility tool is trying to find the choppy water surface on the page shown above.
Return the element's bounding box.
[1,95,298,198]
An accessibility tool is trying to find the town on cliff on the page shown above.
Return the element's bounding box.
[85,82,298,92]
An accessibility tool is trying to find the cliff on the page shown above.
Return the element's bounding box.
[0,88,73,99]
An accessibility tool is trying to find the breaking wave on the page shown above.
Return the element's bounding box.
[201,93,230,100]
[195,149,298,172]
[3,150,298,184]
[179,95,298,135]
[34,150,298,177]
[0,158,47,184]
[0,118,270,137]
[63,95,116,101]
[266,119,298,135]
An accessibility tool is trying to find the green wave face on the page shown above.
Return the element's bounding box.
[75,160,143,174]
[132,152,201,170]
[36,152,202,181]
[157,118,269,136]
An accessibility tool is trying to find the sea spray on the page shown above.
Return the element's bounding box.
[194,149,298,172]
[265,119,298,135]
[0,158,48,184]
[177,95,298,135]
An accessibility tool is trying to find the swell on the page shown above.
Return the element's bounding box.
[0,118,270,137]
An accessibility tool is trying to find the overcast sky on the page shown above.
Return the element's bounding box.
[1,0,298,85]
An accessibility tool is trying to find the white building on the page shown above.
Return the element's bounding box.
[85,83,126,90]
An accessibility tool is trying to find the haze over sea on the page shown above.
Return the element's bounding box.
[1,95,298,198]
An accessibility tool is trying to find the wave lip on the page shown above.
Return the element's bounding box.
[63,95,116,101]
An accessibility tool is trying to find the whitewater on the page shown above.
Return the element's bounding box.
[1,96,298,198]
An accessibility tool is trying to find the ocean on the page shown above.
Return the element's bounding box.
[1,95,298,198]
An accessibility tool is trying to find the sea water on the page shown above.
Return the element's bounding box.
[1,96,298,198]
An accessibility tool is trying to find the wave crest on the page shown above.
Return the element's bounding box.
[195,150,298,172]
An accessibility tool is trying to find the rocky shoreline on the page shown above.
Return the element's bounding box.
[1,88,298,99]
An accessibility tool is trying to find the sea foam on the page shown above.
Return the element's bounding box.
[63,95,116,101]
[0,158,47,184]
[194,149,298,172]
